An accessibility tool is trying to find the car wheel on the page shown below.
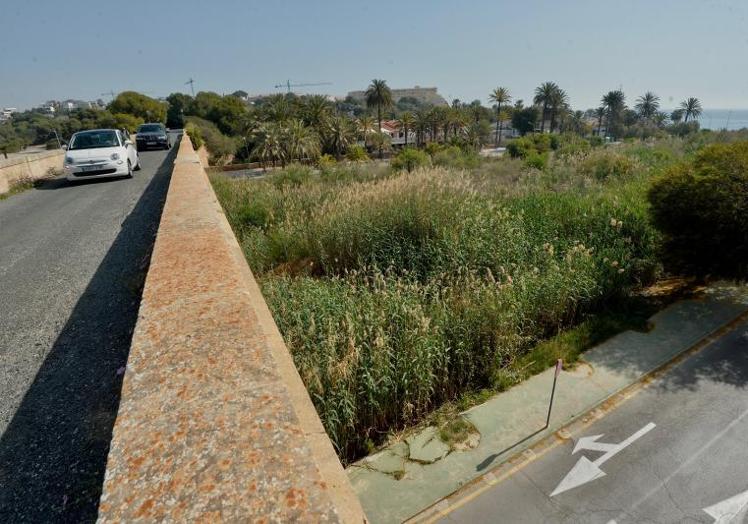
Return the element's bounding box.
[126,160,133,178]
[134,157,141,171]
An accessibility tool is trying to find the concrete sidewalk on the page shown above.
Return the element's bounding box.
[347,283,748,524]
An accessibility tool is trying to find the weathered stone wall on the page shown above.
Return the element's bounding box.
[0,150,63,195]
[98,134,366,522]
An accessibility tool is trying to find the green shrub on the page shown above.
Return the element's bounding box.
[506,134,553,159]
[185,116,236,165]
[391,147,431,173]
[318,154,337,170]
[580,150,639,180]
[185,122,204,150]
[525,151,548,170]
[649,141,748,276]
[345,144,369,162]
[432,146,481,169]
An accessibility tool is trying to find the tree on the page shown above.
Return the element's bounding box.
[670,109,684,123]
[534,82,559,133]
[548,87,568,132]
[414,109,430,146]
[398,111,415,147]
[365,79,393,158]
[252,123,285,168]
[324,114,355,160]
[601,90,626,139]
[635,92,660,121]
[357,115,374,151]
[681,97,702,123]
[594,107,606,136]
[166,93,192,128]
[284,119,320,163]
[108,91,167,123]
[489,87,511,146]
[301,95,331,130]
[511,106,539,136]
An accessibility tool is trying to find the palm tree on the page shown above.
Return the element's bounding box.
[680,97,702,122]
[489,87,511,146]
[398,111,415,147]
[635,92,660,121]
[252,123,285,168]
[364,79,393,158]
[670,109,684,123]
[284,119,320,163]
[357,115,374,151]
[534,82,559,133]
[264,94,292,123]
[325,114,355,159]
[601,90,626,139]
[302,95,331,130]
[548,87,568,132]
[594,107,606,136]
[414,109,430,147]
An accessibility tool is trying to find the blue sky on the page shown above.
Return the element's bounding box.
[2,0,748,110]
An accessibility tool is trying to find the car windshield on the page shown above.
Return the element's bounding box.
[137,124,163,133]
[68,131,119,150]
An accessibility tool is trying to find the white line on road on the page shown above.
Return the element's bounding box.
[703,489,748,523]
[551,422,656,496]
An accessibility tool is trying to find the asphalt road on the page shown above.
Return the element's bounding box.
[0,137,177,522]
[439,320,748,524]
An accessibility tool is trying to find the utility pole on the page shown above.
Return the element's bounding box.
[185,78,195,96]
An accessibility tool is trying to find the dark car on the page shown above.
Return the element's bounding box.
[135,123,171,151]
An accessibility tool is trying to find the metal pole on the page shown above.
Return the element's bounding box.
[545,359,563,429]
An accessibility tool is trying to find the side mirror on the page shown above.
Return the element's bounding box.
[125,140,133,146]
[165,128,170,132]
[61,144,68,150]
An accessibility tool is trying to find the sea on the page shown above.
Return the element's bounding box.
[688,109,748,131]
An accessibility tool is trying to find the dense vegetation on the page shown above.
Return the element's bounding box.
[649,140,748,277]
[211,136,713,462]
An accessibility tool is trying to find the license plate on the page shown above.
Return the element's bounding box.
[81,165,100,172]
[147,142,156,145]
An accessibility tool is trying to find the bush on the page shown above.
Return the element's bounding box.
[185,122,204,150]
[185,116,236,165]
[524,152,547,170]
[345,145,369,162]
[506,134,553,159]
[432,146,481,169]
[649,141,748,276]
[579,150,639,181]
[391,147,431,173]
[317,154,337,170]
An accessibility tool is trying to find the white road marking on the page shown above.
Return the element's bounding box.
[551,422,656,497]
[703,489,748,524]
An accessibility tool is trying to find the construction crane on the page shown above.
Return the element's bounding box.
[185,78,195,96]
[274,80,332,93]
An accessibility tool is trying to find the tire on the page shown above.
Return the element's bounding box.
[126,160,133,178]
[134,156,141,171]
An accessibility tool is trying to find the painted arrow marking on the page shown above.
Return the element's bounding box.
[703,489,748,523]
[551,422,656,497]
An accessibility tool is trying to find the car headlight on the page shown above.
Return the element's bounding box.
[111,153,120,161]
[65,156,74,164]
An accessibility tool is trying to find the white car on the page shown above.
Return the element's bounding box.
[63,129,140,181]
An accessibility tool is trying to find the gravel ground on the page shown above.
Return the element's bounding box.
[0,140,176,522]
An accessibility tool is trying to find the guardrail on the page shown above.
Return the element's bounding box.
[98,133,366,522]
